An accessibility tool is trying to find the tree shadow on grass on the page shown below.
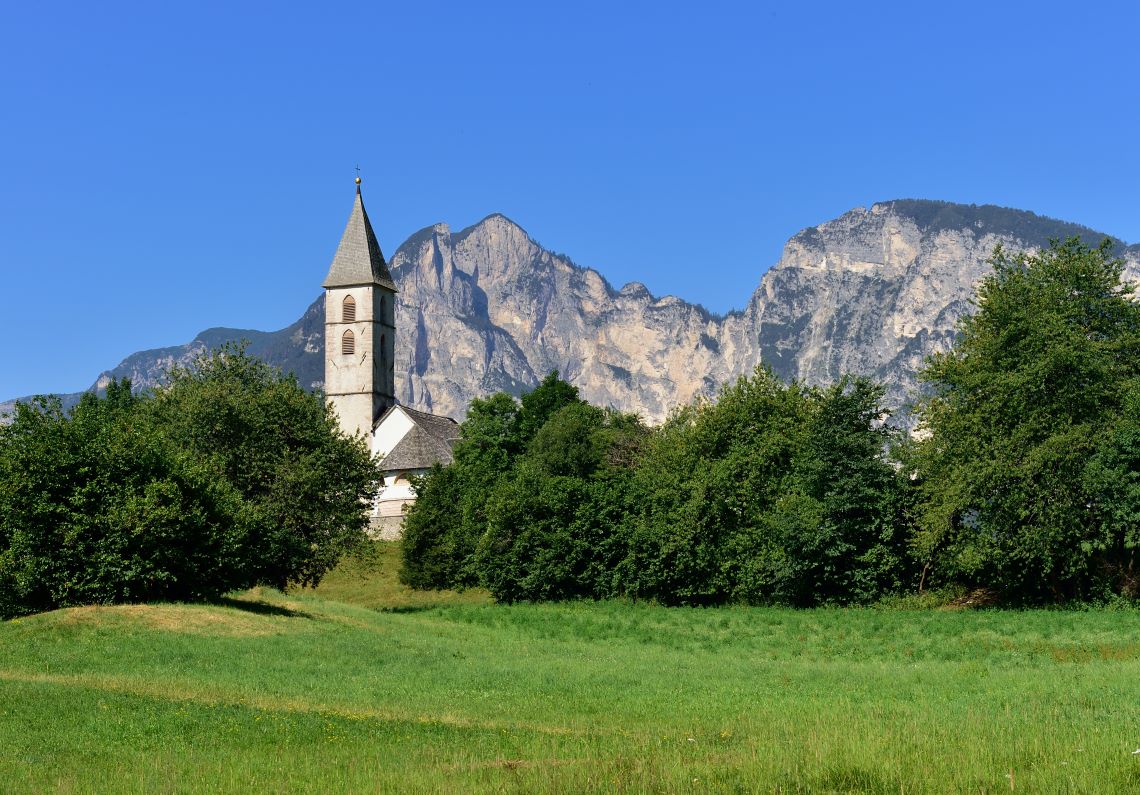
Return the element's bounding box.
[378,605,438,614]
[213,597,313,619]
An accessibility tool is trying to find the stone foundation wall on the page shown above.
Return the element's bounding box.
[369,515,404,541]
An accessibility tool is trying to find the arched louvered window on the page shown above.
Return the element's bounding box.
[378,295,385,322]
[342,295,356,323]
[380,334,386,354]
[342,329,355,355]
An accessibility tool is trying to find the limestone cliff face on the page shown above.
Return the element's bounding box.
[389,215,736,421]
[745,203,1139,419]
[7,200,1135,425]
[386,203,1138,424]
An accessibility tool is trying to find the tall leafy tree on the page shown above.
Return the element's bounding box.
[400,366,906,605]
[400,373,585,590]
[1082,381,1140,596]
[0,381,252,617]
[476,403,646,602]
[622,367,809,605]
[513,370,582,445]
[776,377,912,605]
[149,344,379,591]
[399,391,520,589]
[623,368,907,606]
[913,238,1140,601]
[0,345,379,618]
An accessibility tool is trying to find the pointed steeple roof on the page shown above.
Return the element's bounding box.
[322,186,398,290]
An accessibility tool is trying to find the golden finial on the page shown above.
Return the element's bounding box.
[355,165,362,186]
[355,176,362,185]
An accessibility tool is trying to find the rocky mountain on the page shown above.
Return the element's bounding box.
[746,202,1139,420]
[5,200,1137,425]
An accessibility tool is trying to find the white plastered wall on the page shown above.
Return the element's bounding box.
[371,406,415,458]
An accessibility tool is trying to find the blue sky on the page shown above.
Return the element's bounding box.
[2,1,1138,398]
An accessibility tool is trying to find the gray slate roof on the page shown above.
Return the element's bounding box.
[377,406,461,472]
[322,188,398,290]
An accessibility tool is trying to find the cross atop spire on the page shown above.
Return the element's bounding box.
[321,185,397,290]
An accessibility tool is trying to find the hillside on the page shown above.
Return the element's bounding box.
[2,549,1139,792]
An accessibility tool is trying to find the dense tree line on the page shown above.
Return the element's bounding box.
[3,238,1135,616]
[404,238,1140,606]
[0,346,377,619]
[403,369,912,605]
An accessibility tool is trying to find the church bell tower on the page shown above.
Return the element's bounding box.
[322,178,398,438]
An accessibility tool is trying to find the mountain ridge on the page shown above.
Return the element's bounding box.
[4,199,1136,425]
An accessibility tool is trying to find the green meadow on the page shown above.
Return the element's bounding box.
[2,544,1139,793]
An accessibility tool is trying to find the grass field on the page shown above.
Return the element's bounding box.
[2,544,1140,793]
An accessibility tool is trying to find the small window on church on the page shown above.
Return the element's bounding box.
[342,295,356,323]
[342,329,355,355]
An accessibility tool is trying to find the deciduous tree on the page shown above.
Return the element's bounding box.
[913,238,1140,601]
[0,345,378,618]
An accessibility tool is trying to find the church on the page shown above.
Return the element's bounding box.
[321,178,460,538]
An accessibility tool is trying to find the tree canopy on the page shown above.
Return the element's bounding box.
[624,370,909,606]
[913,238,1140,601]
[0,345,378,618]
[401,368,909,606]
[399,371,593,593]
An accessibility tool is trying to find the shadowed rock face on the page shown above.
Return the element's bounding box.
[6,200,1136,425]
